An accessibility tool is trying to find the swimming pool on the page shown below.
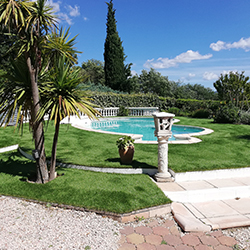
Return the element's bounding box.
[89,117,204,142]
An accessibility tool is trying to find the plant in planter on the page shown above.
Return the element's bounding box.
[116,136,135,164]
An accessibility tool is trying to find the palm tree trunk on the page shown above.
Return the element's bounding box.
[49,116,60,181]
[26,55,49,183]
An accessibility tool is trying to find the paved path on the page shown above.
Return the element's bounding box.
[118,218,238,249]
[118,175,250,249]
[158,177,250,232]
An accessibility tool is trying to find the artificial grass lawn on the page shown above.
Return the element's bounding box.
[0,151,170,213]
[1,117,250,172]
[1,117,250,213]
[169,117,250,172]
[0,123,159,169]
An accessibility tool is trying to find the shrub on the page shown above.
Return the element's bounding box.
[213,105,240,123]
[192,109,211,118]
[167,107,181,115]
[88,91,221,116]
[117,106,128,116]
[239,111,250,125]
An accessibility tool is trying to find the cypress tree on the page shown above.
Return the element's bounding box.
[104,0,131,92]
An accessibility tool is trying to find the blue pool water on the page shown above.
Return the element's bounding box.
[90,117,204,141]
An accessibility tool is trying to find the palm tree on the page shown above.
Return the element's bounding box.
[0,0,79,183]
[38,56,100,181]
[0,0,57,183]
[0,56,33,129]
[44,27,81,67]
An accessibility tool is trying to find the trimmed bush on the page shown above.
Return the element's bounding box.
[192,109,211,118]
[117,106,129,116]
[239,111,250,125]
[167,107,181,115]
[88,92,220,114]
[213,105,240,123]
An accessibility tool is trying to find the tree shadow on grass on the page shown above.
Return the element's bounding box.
[105,158,157,169]
[0,151,36,181]
[237,135,250,141]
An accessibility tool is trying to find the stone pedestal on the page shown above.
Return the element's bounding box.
[154,136,173,182]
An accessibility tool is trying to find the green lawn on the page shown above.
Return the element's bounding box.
[1,117,250,172]
[0,151,170,213]
[0,123,171,213]
[1,116,250,213]
[169,117,250,172]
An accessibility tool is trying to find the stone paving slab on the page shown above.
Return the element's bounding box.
[191,200,239,218]
[223,198,250,214]
[234,176,250,185]
[156,182,185,192]
[202,214,250,230]
[171,198,250,232]
[207,178,246,188]
[164,180,250,203]
[177,180,215,190]
[171,202,211,232]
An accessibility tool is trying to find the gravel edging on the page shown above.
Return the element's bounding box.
[0,195,122,250]
[223,227,250,250]
[1,195,250,250]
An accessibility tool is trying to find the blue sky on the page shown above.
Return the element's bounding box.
[47,0,250,89]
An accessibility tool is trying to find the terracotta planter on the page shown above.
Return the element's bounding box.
[119,146,134,164]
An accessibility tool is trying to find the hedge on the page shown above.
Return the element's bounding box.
[87,92,220,115]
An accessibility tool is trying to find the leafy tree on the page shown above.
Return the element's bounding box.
[0,28,14,72]
[0,56,33,128]
[38,56,99,181]
[44,27,80,67]
[81,59,105,85]
[104,0,132,92]
[0,0,57,183]
[0,0,79,183]
[176,83,217,100]
[129,69,217,100]
[137,68,171,97]
[214,71,250,109]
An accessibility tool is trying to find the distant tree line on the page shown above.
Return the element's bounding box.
[78,60,218,100]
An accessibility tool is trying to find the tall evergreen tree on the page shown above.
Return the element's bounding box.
[104,0,131,92]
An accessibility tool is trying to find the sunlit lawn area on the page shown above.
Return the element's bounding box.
[1,117,250,172]
[0,116,250,213]
[0,151,169,213]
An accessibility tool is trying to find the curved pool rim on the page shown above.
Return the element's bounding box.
[69,117,214,144]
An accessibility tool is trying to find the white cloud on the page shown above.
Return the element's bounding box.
[59,13,73,25]
[144,50,213,69]
[210,37,250,52]
[131,70,137,76]
[83,16,88,21]
[203,72,218,81]
[44,1,81,25]
[209,41,226,51]
[221,70,237,75]
[180,73,196,82]
[47,0,61,13]
[188,73,195,78]
[31,0,61,12]
[67,5,80,17]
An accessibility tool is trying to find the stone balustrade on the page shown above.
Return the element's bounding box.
[2,107,159,127]
[128,107,159,116]
[96,107,119,117]
[95,107,159,117]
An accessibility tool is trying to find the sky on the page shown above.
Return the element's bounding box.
[46,0,250,90]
